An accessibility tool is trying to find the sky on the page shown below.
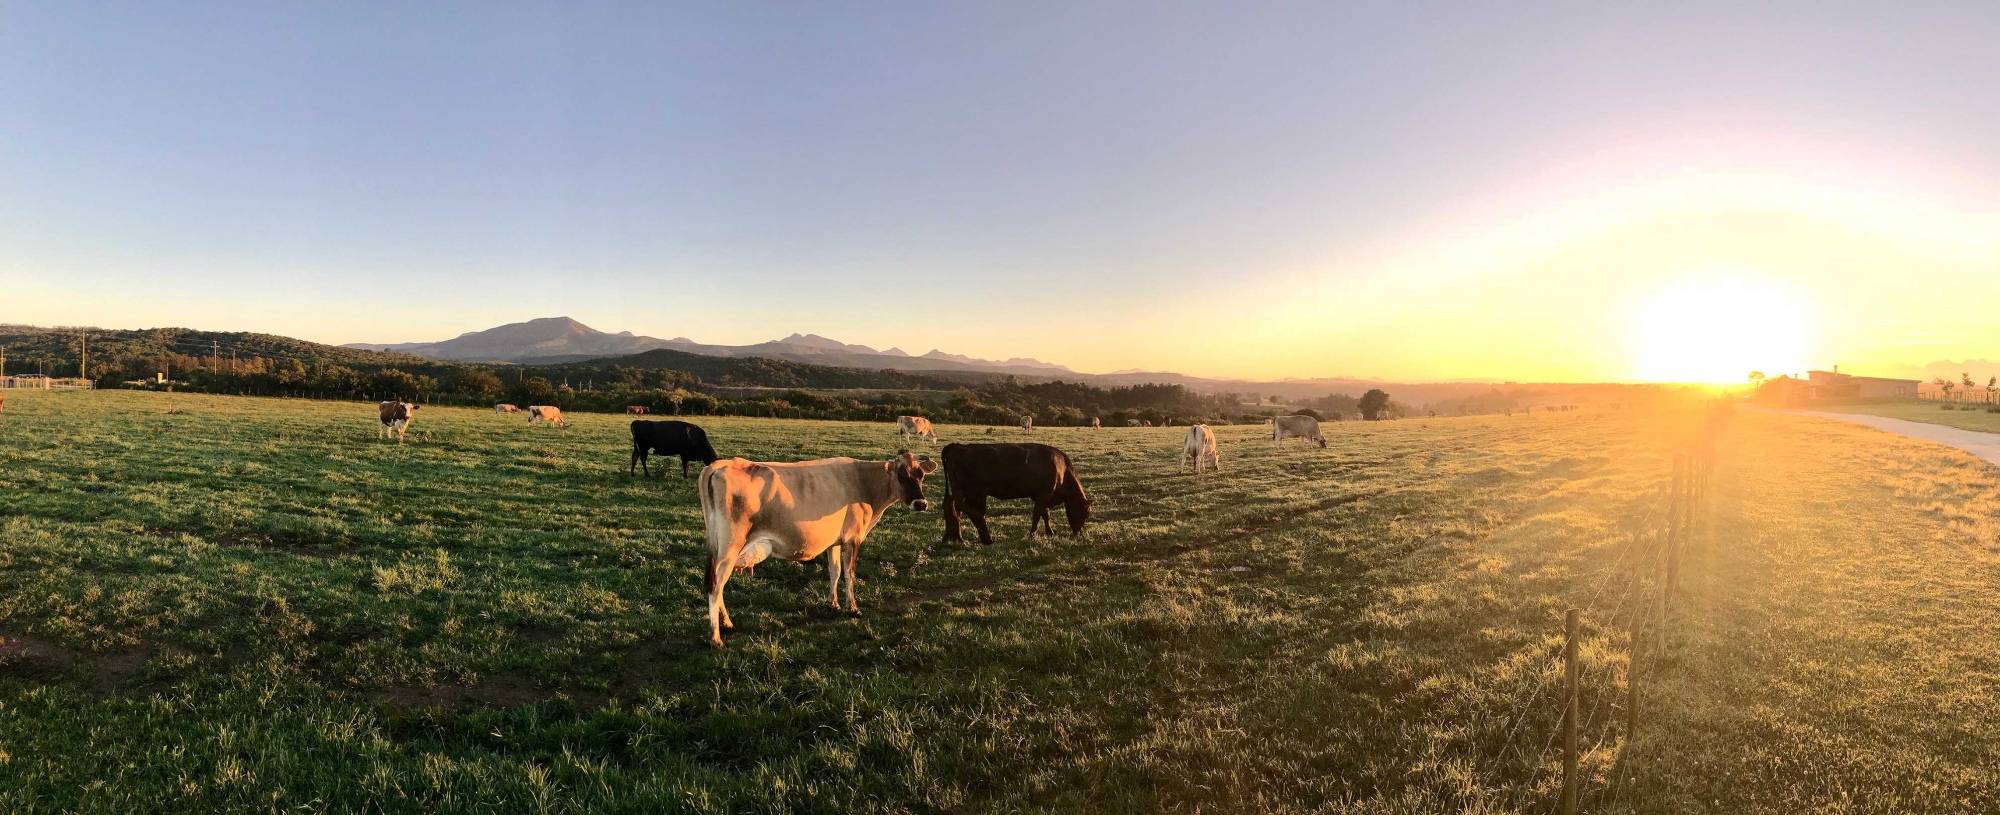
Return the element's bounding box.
[4,2,1997,382]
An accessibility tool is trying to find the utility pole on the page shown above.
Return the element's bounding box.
[212,341,221,374]
[79,331,89,381]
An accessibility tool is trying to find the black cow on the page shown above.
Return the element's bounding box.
[629,420,721,478]
[940,442,1091,545]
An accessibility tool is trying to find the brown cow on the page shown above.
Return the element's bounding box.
[378,401,419,443]
[939,442,1090,546]
[528,405,567,427]
[698,451,938,647]
[897,415,937,443]
[626,405,648,415]
[494,403,521,414]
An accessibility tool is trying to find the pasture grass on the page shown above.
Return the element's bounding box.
[0,390,1997,813]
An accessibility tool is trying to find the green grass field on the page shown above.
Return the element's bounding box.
[2,390,1997,813]
[1811,398,2000,433]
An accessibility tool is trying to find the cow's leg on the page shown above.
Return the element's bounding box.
[842,541,861,615]
[826,544,844,609]
[707,534,749,647]
[681,456,692,478]
[1030,498,1051,537]
[629,446,642,476]
[706,563,734,647]
[967,496,995,545]
[942,492,965,543]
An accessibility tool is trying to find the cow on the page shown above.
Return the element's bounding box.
[896,415,937,444]
[939,442,1091,546]
[378,401,419,443]
[1088,416,1101,428]
[698,451,939,647]
[528,405,567,427]
[629,419,720,478]
[626,405,648,415]
[1272,414,1325,448]
[1125,418,1142,427]
[494,403,521,414]
[1020,416,1033,434]
[1142,420,1153,427]
[1183,424,1220,474]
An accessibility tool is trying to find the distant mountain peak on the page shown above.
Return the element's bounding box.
[348,319,1078,375]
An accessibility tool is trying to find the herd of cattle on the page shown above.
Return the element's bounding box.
[374,400,1331,647]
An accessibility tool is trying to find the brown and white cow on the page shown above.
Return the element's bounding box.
[528,405,567,427]
[1272,414,1326,448]
[626,405,648,415]
[1183,424,1220,474]
[896,415,936,444]
[1088,416,1101,428]
[378,401,419,443]
[698,451,938,647]
[1020,415,1034,434]
[494,403,521,414]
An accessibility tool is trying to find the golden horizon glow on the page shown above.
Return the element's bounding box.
[1630,275,1811,384]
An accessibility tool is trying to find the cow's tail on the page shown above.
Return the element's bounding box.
[697,462,728,596]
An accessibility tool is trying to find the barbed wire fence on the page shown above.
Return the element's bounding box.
[1482,399,1729,814]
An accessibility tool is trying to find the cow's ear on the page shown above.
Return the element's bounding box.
[917,455,939,474]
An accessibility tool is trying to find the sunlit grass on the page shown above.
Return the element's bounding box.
[0,390,1995,812]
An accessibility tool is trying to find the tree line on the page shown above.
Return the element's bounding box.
[0,325,1399,426]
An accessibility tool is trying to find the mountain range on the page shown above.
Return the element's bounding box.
[341,317,1580,405]
[343,317,1078,377]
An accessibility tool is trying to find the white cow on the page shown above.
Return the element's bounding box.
[1272,414,1325,448]
[1183,424,1220,474]
[1020,415,1034,434]
[897,415,937,444]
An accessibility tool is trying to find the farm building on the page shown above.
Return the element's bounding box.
[1806,369,1918,400]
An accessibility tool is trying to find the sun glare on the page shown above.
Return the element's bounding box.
[1631,275,1809,384]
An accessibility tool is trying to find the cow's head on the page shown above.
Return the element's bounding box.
[1064,491,1092,537]
[891,450,940,511]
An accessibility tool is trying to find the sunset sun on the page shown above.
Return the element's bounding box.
[1631,276,1810,384]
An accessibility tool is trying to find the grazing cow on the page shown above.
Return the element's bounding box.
[1088,416,1101,428]
[494,403,521,414]
[940,442,1091,546]
[1183,424,1220,474]
[1125,418,1142,427]
[896,415,937,444]
[1141,420,1153,427]
[629,419,720,478]
[626,405,648,415]
[377,401,419,443]
[1020,416,1033,434]
[1272,414,1326,448]
[528,405,567,427]
[699,451,938,647]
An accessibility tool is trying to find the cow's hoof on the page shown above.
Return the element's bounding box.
[708,636,725,649]
[720,620,736,633]
[847,608,862,618]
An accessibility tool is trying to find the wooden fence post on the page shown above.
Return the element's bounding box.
[1563,608,1581,815]
[1666,454,1685,597]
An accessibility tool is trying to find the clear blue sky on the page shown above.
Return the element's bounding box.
[5,2,1996,379]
